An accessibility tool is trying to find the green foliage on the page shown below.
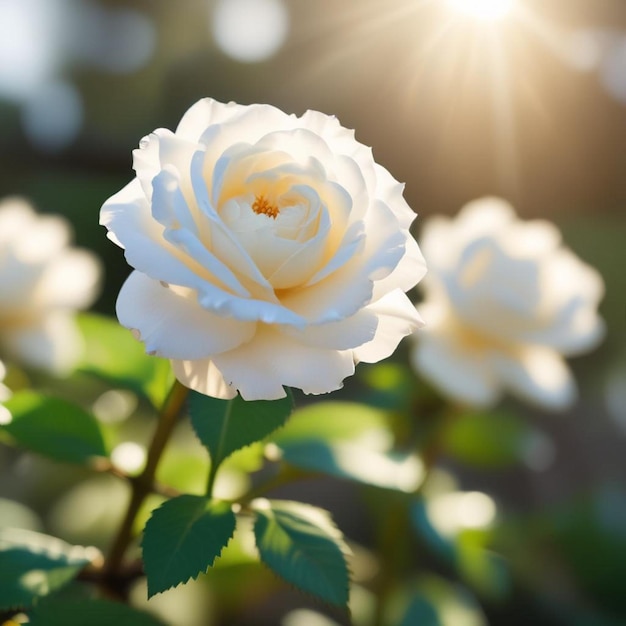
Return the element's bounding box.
[271,402,423,491]
[252,499,350,608]
[387,575,488,626]
[188,389,293,472]
[533,488,626,614]
[0,528,98,610]
[359,361,421,411]
[441,411,541,468]
[77,313,173,407]
[278,440,423,492]
[142,494,236,597]
[29,598,167,625]
[410,499,509,600]
[1,391,107,464]
[271,401,388,445]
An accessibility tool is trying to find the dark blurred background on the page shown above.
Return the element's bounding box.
[0,1,625,624]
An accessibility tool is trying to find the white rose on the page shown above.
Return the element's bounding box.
[100,98,426,400]
[0,197,102,374]
[410,197,605,410]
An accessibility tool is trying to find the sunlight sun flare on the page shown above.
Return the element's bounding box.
[447,0,515,21]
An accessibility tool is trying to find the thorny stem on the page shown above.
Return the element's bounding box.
[102,380,189,590]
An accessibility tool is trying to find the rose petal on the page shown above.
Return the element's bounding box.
[354,290,424,363]
[282,307,379,350]
[490,347,577,410]
[171,358,237,400]
[411,329,500,407]
[371,234,427,300]
[0,313,83,374]
[211,326,355,400]
[35,250,102,310]
[116,271,257,359]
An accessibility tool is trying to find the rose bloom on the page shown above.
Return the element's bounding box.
[101,98,426,400]
[410,197,605,410]
[0,197,101,374]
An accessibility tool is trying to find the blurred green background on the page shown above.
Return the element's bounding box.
[0,0,625,624]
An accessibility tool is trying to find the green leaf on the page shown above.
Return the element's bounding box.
[271,401,388,446]
[142,494,236,597]
[410,499,509,600]
[441,411,541,468]
[77,313,173,407]
[271,402,422,492]
[388,575,487,626]
[1,391,107,464]
[188,389,293,470]
[0,528,99,610]
[279,440,423,492]
[252,499,350,608]
[29,598,167,626]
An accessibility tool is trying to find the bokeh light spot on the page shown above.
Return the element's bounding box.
[211,0,289,63]
[111,441,146,475]
[21,80,83,153]
[72,5,156,74]
[0,0,63,101]
[0,405,12,425]
[427,491,497,536]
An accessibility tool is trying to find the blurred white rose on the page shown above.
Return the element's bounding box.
[0,197,101,374]
[411,197,605,410]
[101,98,426,400]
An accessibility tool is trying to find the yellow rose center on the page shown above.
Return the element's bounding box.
[252,195,279,219]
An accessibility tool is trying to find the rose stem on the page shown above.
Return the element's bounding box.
[103,379,189,586]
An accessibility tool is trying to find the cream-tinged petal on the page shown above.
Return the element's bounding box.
[455,197,516,242]
[490,347,576,411]
[14,215,71,264]
[171,358,237,399]
[418,215,456,272]
[190,150,277,294]
[0,313,83,374]
[34,249,101,310]
[0,254,45,311]
[116,271,256,359]
[372,163,416,230]
[411,331,500,407]
[282,308,379,350]
[354,290,424,363]
[175,99,245,139]
[283,200,407,324]
[177,99,292,145]
[266,218,331,289]
[371,234,427,300]
[211,326,355,400]
[0,197,38,243]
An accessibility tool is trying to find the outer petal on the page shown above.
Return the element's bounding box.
[489,347,576,411]
[171,358,237,400]
[34,250,101,310]
[411,330,500,407]
[116,271,256,360]
[0,313,83,374]
[211,326,356,400]
[371,234,427,300]
[354,290,425,363]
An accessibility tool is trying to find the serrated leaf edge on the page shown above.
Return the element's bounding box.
[142,498,236,597]
[251,500,352,608]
